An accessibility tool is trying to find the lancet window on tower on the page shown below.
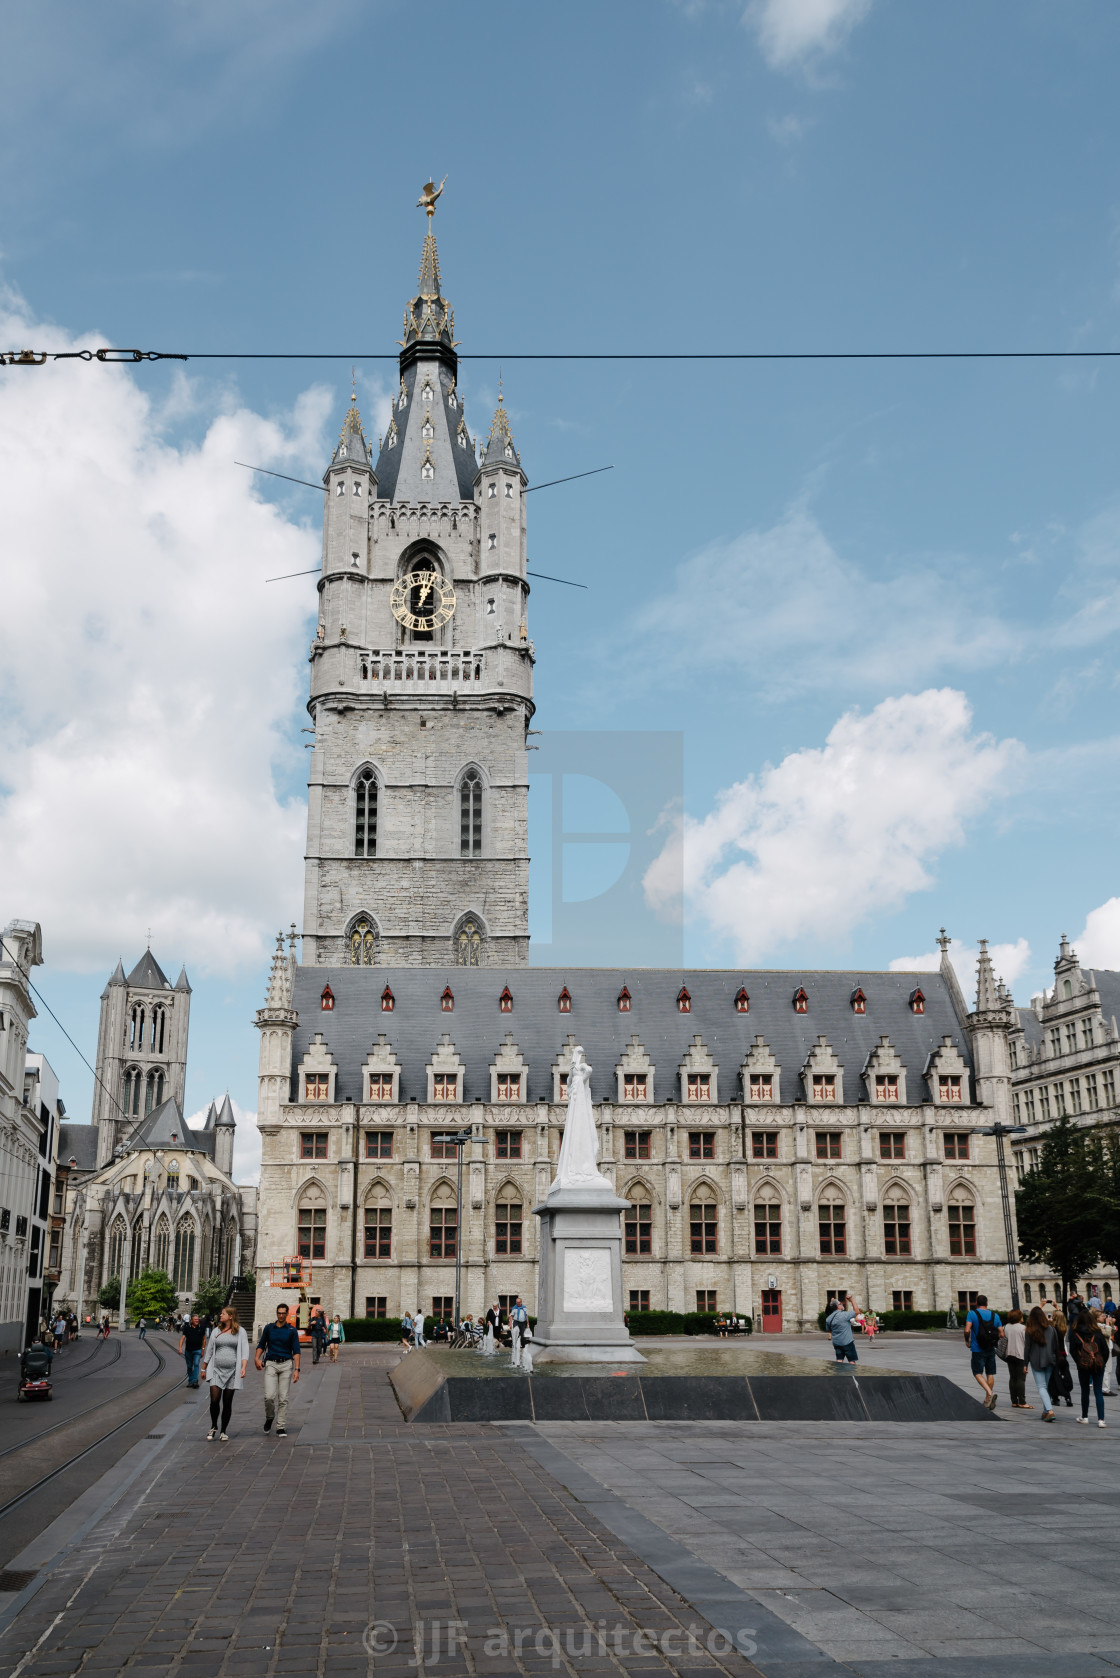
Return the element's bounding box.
[355,770,378,858]
[456,919,482,967]
[350,916,378,967]
[460,771,482,857]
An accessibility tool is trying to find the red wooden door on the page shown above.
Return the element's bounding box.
[761,1289,782,1332]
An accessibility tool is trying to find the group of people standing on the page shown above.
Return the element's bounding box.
[967,1293,1118,1425]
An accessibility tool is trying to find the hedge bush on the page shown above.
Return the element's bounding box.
[815,1308,1008,1333]
[341,1315,539,1343]
[625,1310,753,1336]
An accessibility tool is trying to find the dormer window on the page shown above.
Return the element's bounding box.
[677,987,691,1014]
[850,988,867,1015]
[617,987,631,1013]
[420,381,434,404]
[381,986,395,1013]
[793,987,808,1014]
[441,986,454,1013]
[320,985,334,1013]
[499,986,513,1014]
[909,988,925,1015]
[735,988,749,1014]
[557,987,571,1014]
[811,1074,836,1101]
[422,414,434,439]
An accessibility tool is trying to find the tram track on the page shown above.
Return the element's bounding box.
[0,1334,180,1480]
[43,1336,122,1382]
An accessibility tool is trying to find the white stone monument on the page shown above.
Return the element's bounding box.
[531,1047,645,1363]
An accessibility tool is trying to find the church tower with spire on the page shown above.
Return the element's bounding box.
[302,187,532,967]
[90,948,191,1166]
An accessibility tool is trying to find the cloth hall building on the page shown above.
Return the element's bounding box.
[254,200,1060,1333]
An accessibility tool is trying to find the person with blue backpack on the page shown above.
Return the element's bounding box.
[963,1294,1002,1409]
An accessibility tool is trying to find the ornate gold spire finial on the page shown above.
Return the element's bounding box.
[417,176,446,219]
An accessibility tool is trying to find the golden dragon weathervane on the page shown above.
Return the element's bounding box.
[417,176,447,219]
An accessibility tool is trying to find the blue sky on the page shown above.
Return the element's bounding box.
[3,0,1120,1177]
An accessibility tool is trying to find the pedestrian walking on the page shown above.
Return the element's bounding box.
[201,1307,250,1440]
[309,1304,327,1365]
[1065,1290,1084,1321]
[825,1299,861,1364]
[1025,1305,1059,1421]
[178,1312,206,1387]
[1101,1314,1115,1396]
[328,1314,345,1362]
[100,1315,111,1340]
[1070,1311,1109,1428]
[509,1297,528,1367]
[483,1300,500,1356]
[400,1309,413,1352]
[964,1294,1002,1409]
[412,1311,426,1348]
[1048,1309,1074,1407]
[1002,1309,1030,1408]
[254,1302,301,1437]
[137,1317,147,1341]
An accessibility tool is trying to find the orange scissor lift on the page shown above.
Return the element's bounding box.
[268,1257,315,1343]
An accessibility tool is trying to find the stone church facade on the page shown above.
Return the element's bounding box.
[56,950,256,1320]
[251,199,1059,1332]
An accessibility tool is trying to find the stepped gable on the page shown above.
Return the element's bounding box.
[287,966,974,1106]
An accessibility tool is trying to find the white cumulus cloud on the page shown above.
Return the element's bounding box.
[644,689,1023,962]
[0,288,324,976]
[1074,898,1120,973]
[889,939,1033,1002]
[746,0,873,69]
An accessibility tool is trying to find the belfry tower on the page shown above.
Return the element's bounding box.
[302,187,532,968]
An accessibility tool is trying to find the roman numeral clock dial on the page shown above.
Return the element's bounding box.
[390,569,457,632]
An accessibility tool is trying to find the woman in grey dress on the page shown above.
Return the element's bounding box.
[201,1307,250,1440]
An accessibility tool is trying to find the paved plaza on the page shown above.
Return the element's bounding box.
[0,1337,1117,1678]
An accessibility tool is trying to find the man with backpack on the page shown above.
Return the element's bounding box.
[964,1294,1002,1409]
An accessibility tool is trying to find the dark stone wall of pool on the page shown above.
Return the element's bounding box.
[388,1353,993,1425]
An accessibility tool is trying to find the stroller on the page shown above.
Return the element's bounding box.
[18,1344,53,1401]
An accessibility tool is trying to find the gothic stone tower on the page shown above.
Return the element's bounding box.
[302,197,532,968]
[91,949,191,1166]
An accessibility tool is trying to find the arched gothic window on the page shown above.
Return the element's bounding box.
[689,1186,718,1255]
[107,1218,126,1280]
[350,915,378,966]
[456,918,482,967]
[154,1218,170,1272]
[144,1069,164,1116]
[122,1067,141,1117]
[355,769,378,857]
[172,1223,196,1292]
[624,1185,652,1255]
[460,770,482,857]
[130,1221,143,1279]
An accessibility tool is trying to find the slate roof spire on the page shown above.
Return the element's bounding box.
[480,384,521,470]
[401,180,456,358]
[216,1093,236,1128]
[126,948,170,990]
[331,375,371,468]
[975,939,1000,1012]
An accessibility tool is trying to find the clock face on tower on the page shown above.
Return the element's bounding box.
[390,569,457,633]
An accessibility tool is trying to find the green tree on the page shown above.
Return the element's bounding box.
[98,1276,120,1309]
[126,1269,179,1320]
[1089,1126,1120,1289]
[193,1274,227,1320]
[1016,1113,1102,1302]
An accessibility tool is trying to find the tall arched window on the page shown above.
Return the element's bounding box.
[350,915,378,966]
[355,769,378,857]
[172,1222,196,1291]
[753,1187,782,1255]
[818,1196,847,1256]
[460,770,482,857]
[144,1069,163,1116]
[624,1186,652,1255]
[107,1218,126,1280]
[882,1197,912,1257]
[154,1218,170,1272]
[130,1221,143,1279]
[456,918,482,967]
[122,1067,141,1117]
[948,1190,976,1256]
[297,1186,327,1261]
[689,1186,718,1255]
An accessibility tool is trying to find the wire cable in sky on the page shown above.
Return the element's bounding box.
[6,346,1120,366]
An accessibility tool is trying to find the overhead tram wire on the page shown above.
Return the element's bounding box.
[7,347,1120,367]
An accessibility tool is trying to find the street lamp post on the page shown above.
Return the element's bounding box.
[976,1122,1027,1310]
[433,1127,474,1328]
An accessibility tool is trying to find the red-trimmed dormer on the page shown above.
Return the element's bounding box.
[850,987,867,1015]
[677,987,691,1014]
[734,988,749,1014]
[558,986,572,1013]
[441,986,454,1013]
[381,985,394,1013]
[793,986,808,1014]
[320,984,335,1012]
[909,987,925,1015]
[617,986,631,1013]
[500,986,513,1013]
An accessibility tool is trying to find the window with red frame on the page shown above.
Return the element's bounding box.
[623,1073,648,1101]
[883,1201,911,1256]
[850,988,867,1014]
[754,1199,782,1255]
[688,1131,715,1159]
[557,987,571,1013]
[298,1207,326,1261]
[300,1132,327,1160]
[948,1201,976,1256]
[496,1073,521,1102]
[629,1289,650,1312]
[677,987,691,1013]
[495,1201,522,1255]
[304,1073,330,1102]
[815,1131,841,1160]
[441,986,454,1012]
[939,1075,963,1102]
[811,1074,837,1102]
[429,1205,457,1258]
[751,1131,778,1159]
[943,1133,970,1160]
[874,1075,899,1103]
[625,1200,651,1254]
[690,1197,717,1254]
[430,1134,458,1159]
[617,987,631,1012]
[381,986,394,1012]
[499,986,513,1013]
[365,1131,393,1160]
[818,1200,846,1255]
[432,1073,457,1102]
[686,1073,711,1102]
[793,987,808,1013]
[365,1296,387,1318]
[363,1207,391,1259]
[496,1129,522,1159]
[735,988,749,1013]
[909,988,925,1014]
[624,1130,651,1159]
[878,1131,906,1160]
[749,1073,774,1101]
[368,1073,394,1102]
[320,985,334,1011]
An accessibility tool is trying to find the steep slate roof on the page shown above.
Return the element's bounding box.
[58,1122,98,1170]
[125,949,171,991]
[130,1096,214,1155]
[372,358,478,504]
[101,958,127,1000]
[1014,967,1120,1050]
[289,967,974,1107]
